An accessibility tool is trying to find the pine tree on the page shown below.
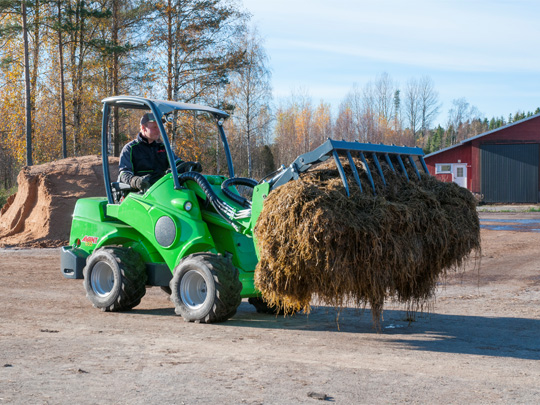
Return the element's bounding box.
[259,144,275,178]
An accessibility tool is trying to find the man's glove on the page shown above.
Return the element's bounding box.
[130,175,151,192]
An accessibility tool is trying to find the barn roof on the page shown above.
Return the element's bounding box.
[425,112,540,158]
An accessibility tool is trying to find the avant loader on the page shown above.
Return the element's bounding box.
[61,95,429,323]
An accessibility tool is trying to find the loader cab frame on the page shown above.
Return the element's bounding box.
[100,95,233,205]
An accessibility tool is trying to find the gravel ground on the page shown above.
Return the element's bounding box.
[1,213,539,404]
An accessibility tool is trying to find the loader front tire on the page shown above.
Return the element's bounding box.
[170,253,242,323]
[83,247,147,312]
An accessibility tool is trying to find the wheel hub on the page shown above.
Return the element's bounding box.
[180,270,207,309]
[91,262,115,297]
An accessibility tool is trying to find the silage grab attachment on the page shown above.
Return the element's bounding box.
[266,139,430,196]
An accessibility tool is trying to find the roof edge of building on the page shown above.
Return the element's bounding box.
[424,112,540,159]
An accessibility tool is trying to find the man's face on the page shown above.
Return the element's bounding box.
[141,121,161,143]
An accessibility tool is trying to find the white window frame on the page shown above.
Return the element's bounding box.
[435,163,452,174]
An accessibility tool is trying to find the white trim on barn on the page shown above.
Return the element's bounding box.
[435,164,452,174]
[434,163,468,188]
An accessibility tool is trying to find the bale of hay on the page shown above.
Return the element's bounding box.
[254,158,480,327]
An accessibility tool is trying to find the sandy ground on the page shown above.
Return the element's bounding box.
[1,211,539,404]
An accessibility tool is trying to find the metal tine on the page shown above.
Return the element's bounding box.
[359,152,376,194]
[419,156,429,174]
[346,151,363,193]
[408,155,422,180]
[267,138,427,193]
[396,154,409,182]
[384,153,396,172]
[332,149,350,197]
[371,152,386,187]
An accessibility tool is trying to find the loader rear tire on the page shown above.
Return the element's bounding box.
[160,286,172,295]
[248,297,287,315]
[83,247,147,312]
[170,253,242,323]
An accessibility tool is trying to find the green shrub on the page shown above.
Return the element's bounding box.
[0,186,17,209]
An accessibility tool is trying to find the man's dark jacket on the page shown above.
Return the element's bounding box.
[118,133,170,185]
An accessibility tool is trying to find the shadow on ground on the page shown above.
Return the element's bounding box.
[133,302,540,361]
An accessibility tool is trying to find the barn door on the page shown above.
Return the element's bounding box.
[481,144,539,203]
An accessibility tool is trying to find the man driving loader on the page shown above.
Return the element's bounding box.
[118,112,201,192]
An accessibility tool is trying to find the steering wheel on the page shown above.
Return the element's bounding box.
[176,161,202,174]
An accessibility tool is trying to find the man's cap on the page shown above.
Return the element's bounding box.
[140,113,156,125]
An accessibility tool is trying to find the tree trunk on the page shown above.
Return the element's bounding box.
[72,0,85,156]
[21,0,32,166]
[246,96,252,178]
[30,0,40,128]
[57,0,67,158]
[167,0,173,100]
[112,0,120,156]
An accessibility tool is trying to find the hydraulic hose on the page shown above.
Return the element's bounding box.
[178,172,240,231]
[221,177,258,208]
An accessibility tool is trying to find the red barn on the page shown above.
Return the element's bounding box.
[424,114,540,203]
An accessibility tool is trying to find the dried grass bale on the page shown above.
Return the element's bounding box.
[254,158,480,327]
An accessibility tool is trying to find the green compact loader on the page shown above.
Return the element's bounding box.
[61,95,429,323]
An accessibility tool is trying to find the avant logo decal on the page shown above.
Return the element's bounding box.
[82,236,99,245]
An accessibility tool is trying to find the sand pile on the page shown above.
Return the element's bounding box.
[254,158,480,327]
[0,156,118,248]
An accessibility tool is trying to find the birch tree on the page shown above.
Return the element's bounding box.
[418,75,440,140]
[446,98,482,145]
[226,28,271,178]
[373,72,396,123]
[403,77,421,137]
[22,0,33,164]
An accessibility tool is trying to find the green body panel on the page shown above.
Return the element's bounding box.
[205,220,258,296]
[68,174,262,298]
[249,182,271,259]
[70,197,155,259]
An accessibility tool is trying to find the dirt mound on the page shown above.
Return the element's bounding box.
[0,156,118,248]
[254,158,480,328]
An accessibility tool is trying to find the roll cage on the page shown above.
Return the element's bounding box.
[101,95,234,205]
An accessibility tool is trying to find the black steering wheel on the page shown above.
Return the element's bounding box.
[176,160,202,174]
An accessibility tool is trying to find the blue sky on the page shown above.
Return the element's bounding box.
[242,0,540,125]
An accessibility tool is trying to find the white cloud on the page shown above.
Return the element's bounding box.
[270,38,539,73]
[246,0,540,73]
[243,0,540,117]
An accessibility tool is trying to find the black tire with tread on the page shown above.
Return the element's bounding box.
[160,286,172,295]
[83,247,147,312]
[248,297,287,315]
[170,253,242,323]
